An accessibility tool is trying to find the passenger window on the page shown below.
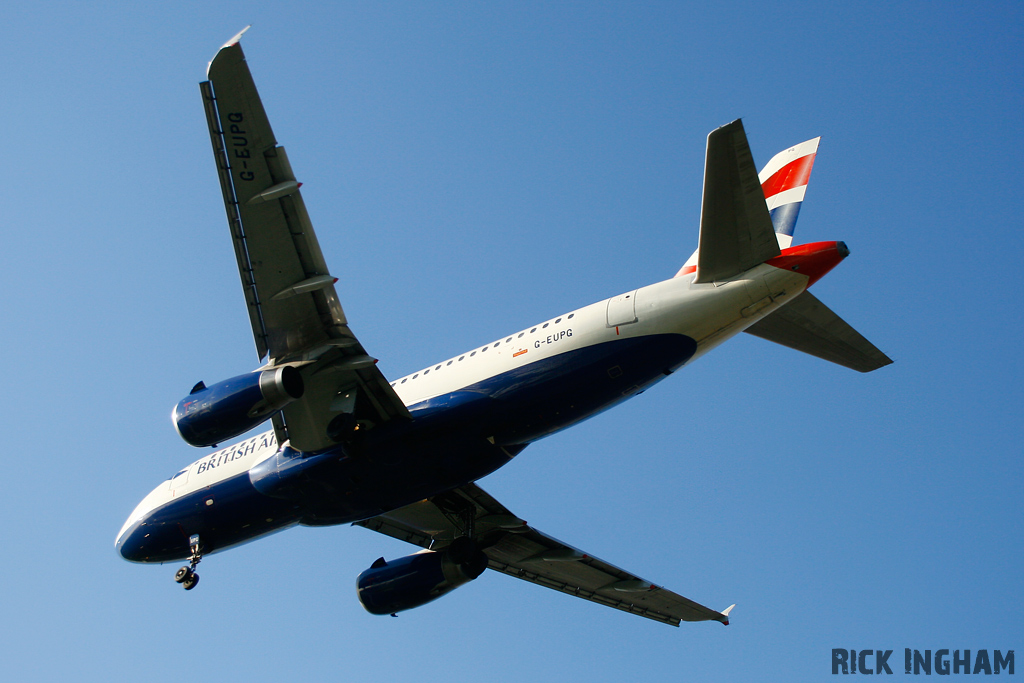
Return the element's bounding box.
[493,342,499,348]
[401,379,407,384]
[568,313,574,319]
[413,374,419,379]
[447,361,453,366]
[435,365,441,371]
[424,369,430,375]
[518,333,524,338]
[506,337,512,343]
[470,352,476,357]
[555,318,561,324]
[459,356,465,361]
[530,327,537,333]
[542,323,549,329]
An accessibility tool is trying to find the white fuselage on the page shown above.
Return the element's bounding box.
[388,263,804,406]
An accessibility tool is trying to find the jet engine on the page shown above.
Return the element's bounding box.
[356,538,488,615]
[173,366,304,447]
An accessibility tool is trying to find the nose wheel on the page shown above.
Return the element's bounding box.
[173,534,203,590]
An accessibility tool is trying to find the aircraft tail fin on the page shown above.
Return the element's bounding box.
[758,137,820,249]
[744,290,893,372]
[675,131,820,278]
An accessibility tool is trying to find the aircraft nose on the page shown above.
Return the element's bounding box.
[837,241,850,258]
[115,521,145,562]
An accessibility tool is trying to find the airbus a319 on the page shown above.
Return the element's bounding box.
[116,29,891,627]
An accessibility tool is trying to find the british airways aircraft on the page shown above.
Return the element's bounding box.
[116,30,891,627]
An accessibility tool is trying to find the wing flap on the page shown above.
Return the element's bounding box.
[744,290,893,372]
[356,483,730,627]
[694,119,780,283]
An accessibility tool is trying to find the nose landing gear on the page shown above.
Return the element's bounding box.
[173,534,203,590]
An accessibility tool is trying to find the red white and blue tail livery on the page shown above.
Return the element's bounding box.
[116,32,891,628]
[676,135,819,277]
[760,137,820,248]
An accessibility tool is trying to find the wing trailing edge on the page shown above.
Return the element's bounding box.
[744,291,893,372]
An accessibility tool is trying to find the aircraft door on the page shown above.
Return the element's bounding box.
[167,466,190,495]
[607,290,638,327]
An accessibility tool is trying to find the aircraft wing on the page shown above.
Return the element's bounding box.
[355,483,733,627]
[201,30,410,452]
[694,119,781,283]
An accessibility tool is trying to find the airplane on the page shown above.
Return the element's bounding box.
[115,29,892,628]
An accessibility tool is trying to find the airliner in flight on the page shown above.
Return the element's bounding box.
[116,29,891,627]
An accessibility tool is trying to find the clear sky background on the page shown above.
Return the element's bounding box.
[2,2,1021,681]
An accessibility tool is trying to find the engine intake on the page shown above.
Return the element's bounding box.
[356,538,488,616]
[173,366,304,447]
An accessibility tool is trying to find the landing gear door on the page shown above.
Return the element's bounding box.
[607,290,638,327]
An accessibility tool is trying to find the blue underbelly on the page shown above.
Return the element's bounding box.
[120,333,696,562]
[408,332,697,443]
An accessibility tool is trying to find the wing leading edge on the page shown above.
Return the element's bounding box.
[201,33,409,451]
[356,483,733,627]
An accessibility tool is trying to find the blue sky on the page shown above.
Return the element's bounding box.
[2,2,1021,681]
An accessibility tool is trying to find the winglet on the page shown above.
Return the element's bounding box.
[207,26,252,78]
[720,603,736,625]
[221,25,251,50]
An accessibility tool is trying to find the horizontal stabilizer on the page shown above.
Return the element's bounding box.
[744,291,892,372]
[694,120,780,283]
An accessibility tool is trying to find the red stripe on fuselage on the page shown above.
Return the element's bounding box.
[761,154,816,200]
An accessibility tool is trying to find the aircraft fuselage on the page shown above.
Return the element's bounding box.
[117,256,819,564]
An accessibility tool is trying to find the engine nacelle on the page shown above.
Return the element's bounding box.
[173,366,304,447]
[356,538,488,616]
